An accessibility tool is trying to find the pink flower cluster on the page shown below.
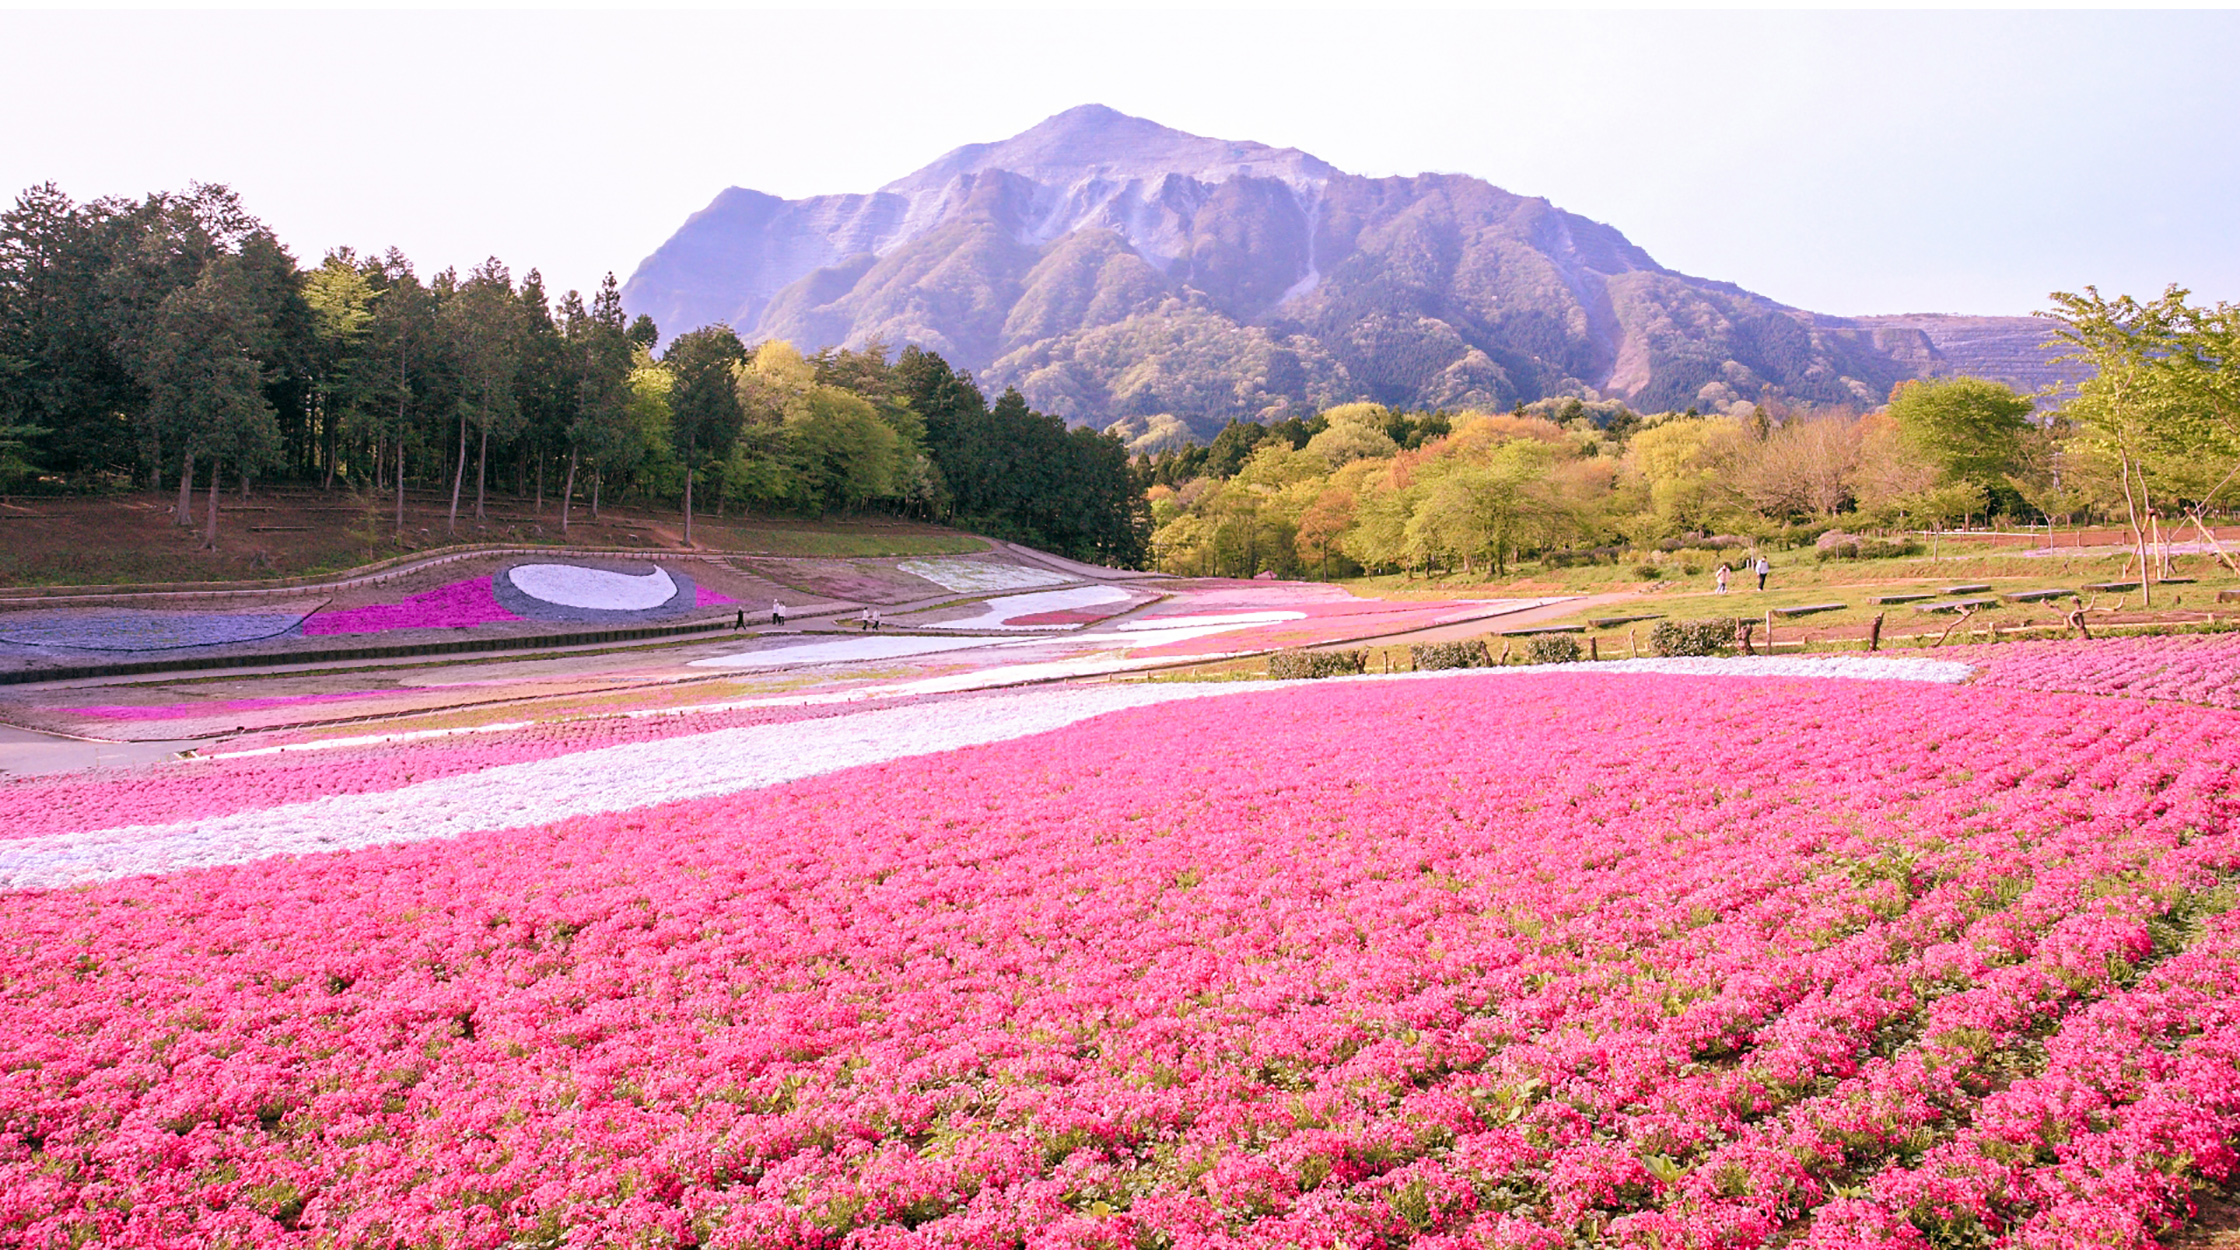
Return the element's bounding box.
[693,586,736,607]
[302,579,520,637]
[1957,630,2240,710]
[3,673,2238,1246]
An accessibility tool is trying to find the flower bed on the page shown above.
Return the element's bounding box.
[0,694,953,843]
[0,607,316,652]
[302,579,520,637]
[3,673,2238,1245]
[1955,630,2240,710]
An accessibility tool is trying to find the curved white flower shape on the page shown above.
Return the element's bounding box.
[508,564,677,610]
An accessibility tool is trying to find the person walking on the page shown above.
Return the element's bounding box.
[771,600,786,626]
[1754,555,1771,591]
[1715,563,1731,595]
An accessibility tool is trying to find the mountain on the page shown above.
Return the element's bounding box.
[623,105,2068,435]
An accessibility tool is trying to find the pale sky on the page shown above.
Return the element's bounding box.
[4,7,2237,318]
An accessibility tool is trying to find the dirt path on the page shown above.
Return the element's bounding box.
[0,724,201,776]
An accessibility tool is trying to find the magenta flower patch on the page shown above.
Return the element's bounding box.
[301,579,522,636]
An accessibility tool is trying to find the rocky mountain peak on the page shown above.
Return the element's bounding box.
[623,106,2055,433]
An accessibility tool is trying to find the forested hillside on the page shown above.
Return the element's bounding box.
[1137,286,2240,587]
[0,182,1146,565]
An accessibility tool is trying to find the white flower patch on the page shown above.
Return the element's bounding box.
[896,558,1067,593]
[926,585,1136,630]
[688,635,1014,669]
[506,564,678,610]
[0,683,1255,889]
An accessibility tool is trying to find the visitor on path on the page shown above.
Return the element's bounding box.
[1715,564,1731,595]
[733,609,744,630]
[868,609,882,630]
[771,601,786,626]
[1755,556,1771,591]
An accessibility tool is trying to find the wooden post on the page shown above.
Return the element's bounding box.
[1735,618,1755,656]
[1765,609,1775,655]
[1589,636,1600,661]
[1628,629,1638,659]
[1869,612,1884,652]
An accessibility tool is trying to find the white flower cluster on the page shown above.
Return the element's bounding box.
[896,558,1068,593]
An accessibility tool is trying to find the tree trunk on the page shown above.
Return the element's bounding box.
[175,447,196,526]
[395,441,406,539]
[474,425,489,520]
[322,392,336,491]
[560,447,577,536]
[591,470,601,520]
[448,413,466,536]
[205,457,221,549]
[535,447,545,515]
[240,470,250,502]
[2120,453,2152,609]
[683,444,695,547]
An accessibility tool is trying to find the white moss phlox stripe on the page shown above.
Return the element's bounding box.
[896,558,1067,593]
[688,635,1013,669]
[0,685,1252,890]
[928,586,1136,630]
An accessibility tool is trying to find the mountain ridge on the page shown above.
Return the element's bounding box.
[623,105,2061,431]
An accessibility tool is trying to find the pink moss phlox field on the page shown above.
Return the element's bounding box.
[0,696,935,842]
[1958,631,2240,710]
[693,586,737,607]
[300,579,521,637]
[4,674,2240,1246]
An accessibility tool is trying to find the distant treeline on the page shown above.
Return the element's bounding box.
[0,182,1147,565]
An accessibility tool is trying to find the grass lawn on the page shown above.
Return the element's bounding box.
[0,490,985,589]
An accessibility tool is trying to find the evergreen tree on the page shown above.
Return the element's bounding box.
[662,325,746,546]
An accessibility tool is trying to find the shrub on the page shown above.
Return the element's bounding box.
[1268,648,1368,679]
[1526,633,1582,664]
[1815,530,1922,561]
[1650,618,1734,657]
[1414,639,1493,671]
[1543,547,1619,570]
[1632,563,1663,580]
